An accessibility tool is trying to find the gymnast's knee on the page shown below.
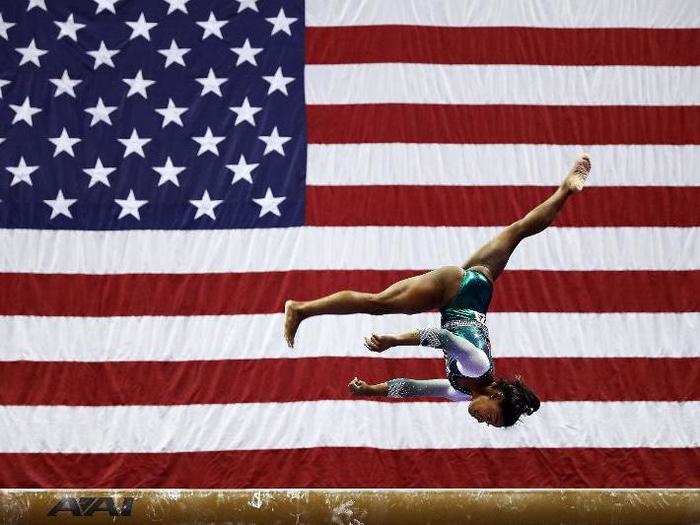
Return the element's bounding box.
[369,292,419,315]
[365,292,395,314]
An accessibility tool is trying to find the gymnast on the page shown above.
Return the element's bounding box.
[284,155,592,428]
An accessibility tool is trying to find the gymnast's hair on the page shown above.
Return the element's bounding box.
[492,375,540,427]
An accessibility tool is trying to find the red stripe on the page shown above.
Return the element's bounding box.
[1,357,696,406]
[1,270,696,316]
[1,448,697,488]
[306,105,700,145]
[306,26,700,66]
[306,186,700,227]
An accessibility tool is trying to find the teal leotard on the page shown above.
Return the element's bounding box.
[440,269,495,393]
[441,268,493,322]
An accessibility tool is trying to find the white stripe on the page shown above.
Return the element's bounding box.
[1,402,697,452]
[1,227,695,273]
[306,0,700,28]
[1,313,695,361]
[307,144,700,186]
[305,65,700,106]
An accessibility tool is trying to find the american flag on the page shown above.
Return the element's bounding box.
[0,0,698,488]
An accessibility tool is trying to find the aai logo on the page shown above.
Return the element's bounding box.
[47,496,134,517]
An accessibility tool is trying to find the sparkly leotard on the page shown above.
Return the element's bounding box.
[440,268,494,395]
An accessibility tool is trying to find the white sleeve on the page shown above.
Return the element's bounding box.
[386,378,471,401]
[418,327,491,378]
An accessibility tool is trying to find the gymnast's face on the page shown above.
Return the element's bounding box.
[468,395,503,427]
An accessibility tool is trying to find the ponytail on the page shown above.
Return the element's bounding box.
[492,374,540,427]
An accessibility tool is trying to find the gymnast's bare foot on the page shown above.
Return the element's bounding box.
[284,300,303,348]
[563,154,592,193]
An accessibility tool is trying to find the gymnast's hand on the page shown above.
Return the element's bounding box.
[363,333,396,353]
[348,377,370,395]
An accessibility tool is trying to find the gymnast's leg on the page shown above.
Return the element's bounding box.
[464,154,592,283]
[283,266,464,347]
[283,155,591,347]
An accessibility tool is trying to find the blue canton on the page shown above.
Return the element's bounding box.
[0,0,305,229]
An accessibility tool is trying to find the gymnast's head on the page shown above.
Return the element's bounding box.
[468,375,540,428]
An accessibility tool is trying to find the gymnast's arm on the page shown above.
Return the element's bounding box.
[364,328,490,378]
[348,377,471,401]
[363,330,420,352]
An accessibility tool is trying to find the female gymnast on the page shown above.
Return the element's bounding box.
[284,155,592,428]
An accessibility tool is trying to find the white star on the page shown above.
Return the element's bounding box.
[0,13,16,40]
[196,68,227,97]
[236,0,259,13]
[266,7,297,36]
[152,157,185,186]
[155,98,187,127]
[0,79,10,98]
[115,189,148,220]
[230,38,262,66]
[88,41,120,69]
[27,0,47,11]
[44,190,77,220]
[226,154,258,185]
[6,157,38,186]
[118,129,151,158]
[93,0,120,14]
[158,39,189,67]
[258,126,290,156]
[229,97,262,127]
[9,97,41,126]
[126,13,157,41]
[253,187,286,218]
[196,12,227,40]
[15,39,48,67]
[192,127,225,156]
[163,0,189,14]
[50,70,82,98]
[190,190,223,220]
[262,66,294,96]
[85,97,117,126]
[49,128,81,157]
[54,14,85,41]
[83,158,116,188]
[123,69,155,99]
